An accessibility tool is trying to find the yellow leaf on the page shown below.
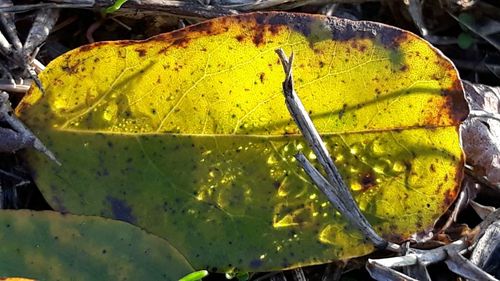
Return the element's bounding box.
[16,12,468,272]
[0,277,36,281]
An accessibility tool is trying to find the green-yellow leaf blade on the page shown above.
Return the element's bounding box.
[0,210,194,280]
[16,12,467,272]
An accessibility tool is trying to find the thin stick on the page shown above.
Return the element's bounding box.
[0,92,60,165]
[275,48,398,251]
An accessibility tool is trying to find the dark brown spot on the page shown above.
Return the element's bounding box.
[235,34,244,42]
[259,72,265,83]
[61,60,80,74]
[80,45,92,52]
[77,41,112,54]
[135,48,146,57]
[269,24,280,35]
[430,164,436,172]
[253,29,265,46]
[360,172,376,190]
[157,47,168,55]
[114,40,134,47]
[442,79,469,123]
[443,188,457,208]
[338,103,347,119]
[188,20,215,35]
[441,153,464,210]
[172,37,190,48]
[404,161,412,172]
[273,181,281,189]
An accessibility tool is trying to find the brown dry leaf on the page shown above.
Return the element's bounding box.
[461,81,500,186]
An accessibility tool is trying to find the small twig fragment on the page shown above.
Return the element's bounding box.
[23,8,60,55]
[275,48,398,252]
[0,0,22,51]
[444,249,499,281]
[366,260,419,281]
[0,92,60,165]
[402,257,431,281]
[471,220,500,276]
[470,201,496,220]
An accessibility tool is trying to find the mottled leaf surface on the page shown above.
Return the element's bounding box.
[0,210,193,281]
[16,12,468,272]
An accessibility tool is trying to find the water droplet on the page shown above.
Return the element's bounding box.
[167,95,175,101]
[358,199,368,211]
[350,181,363,191]
[308,151,317,160]
[350,143,363,155]
[309,194,317,200]
[283,143,290,152]
[392,161,406,173]
[335,154,344,163]
[225,271,237,280]
[373,162,388,174]
[370,139,385,156]
[284,125,298,134]
[278,188,287,197]
[267,155,278,165]
[273,214,298,228]
[274,177,288,196]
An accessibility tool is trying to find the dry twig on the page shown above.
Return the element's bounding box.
[275,48,399,252]
[0,92,60,165]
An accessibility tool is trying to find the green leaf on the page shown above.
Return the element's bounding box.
[102,0,129,14]
[16,12,468,272]
[0,210,194,280]
[179,270,209,281]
